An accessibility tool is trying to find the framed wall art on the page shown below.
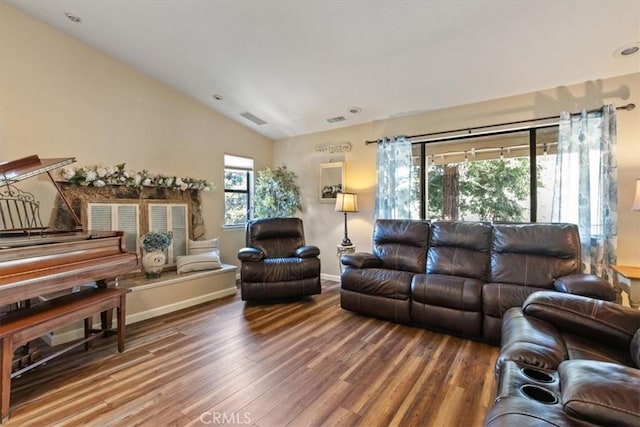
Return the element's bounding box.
[318,162,344,203]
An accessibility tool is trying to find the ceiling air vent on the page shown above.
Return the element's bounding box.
[326,116,346,123]
[240,111,267,125]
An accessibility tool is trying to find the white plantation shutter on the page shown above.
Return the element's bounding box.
[117,205,139,253]
[87,203,140,253]
[148,203,188,265]
[171,205,187,259]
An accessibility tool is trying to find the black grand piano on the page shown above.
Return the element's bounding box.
[0,155,138,423]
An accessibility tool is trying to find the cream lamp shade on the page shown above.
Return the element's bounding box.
[633,178,640,211]
[335,192,358,213]
[335,193,357,246]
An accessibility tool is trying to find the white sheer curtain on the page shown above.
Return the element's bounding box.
[375,136,413,219]
[551,104,617,279]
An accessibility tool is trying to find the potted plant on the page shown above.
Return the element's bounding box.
[253,165,302,218]
[140,230,172,278]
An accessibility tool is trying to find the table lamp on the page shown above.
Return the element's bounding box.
[633,178,640,211]
[335,192,358,246]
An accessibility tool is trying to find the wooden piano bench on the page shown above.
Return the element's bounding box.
[0,287,130,424]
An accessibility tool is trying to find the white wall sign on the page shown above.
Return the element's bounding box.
[315,142,352,154]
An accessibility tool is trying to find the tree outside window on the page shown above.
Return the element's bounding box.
[224,155,253,226]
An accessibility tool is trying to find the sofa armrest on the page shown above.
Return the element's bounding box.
[523,291,640,349]
[238,247,265,262]
[341,252,382,268]
[554,274,616,301]
[295,245,320,258]
[559,360,640,427]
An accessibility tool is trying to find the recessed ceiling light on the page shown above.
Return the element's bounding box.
[348,106,362,114]
[64,12,81,23]
[212,94,223,101]
[614,42,640,57]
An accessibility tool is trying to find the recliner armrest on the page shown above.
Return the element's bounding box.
[341,252,382,268]
[559,360,640,426]
[238,247,265,262]
[295,245,320,258]
[523,291,640,349]
[554,274,616,301]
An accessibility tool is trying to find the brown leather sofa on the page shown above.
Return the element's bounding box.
[485,291,640,426]
[340,219,615,344]
[238,217,321,301]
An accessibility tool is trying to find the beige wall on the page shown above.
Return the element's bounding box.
[0,3,273,264]
[2,2,638,278]
[275,73,640,276]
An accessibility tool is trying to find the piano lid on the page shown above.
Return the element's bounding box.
[0,155,76,185]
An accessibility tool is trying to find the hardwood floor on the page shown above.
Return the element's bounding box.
[8,280,499,426]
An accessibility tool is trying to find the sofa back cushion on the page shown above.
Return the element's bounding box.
[373,219,430,273]
[490,223,581,288]
[427,221,491,280]
[246,217,305,258]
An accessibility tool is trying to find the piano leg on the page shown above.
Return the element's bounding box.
[1,337,13,424]
[84,318,92,351]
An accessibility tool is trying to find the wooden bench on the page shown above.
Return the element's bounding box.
[0,287,130,424]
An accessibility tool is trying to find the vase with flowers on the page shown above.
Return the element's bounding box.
[140,231,172,278]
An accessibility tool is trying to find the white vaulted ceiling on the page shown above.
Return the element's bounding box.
[4,0,640,140]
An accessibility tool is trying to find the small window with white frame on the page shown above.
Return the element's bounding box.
[224,154,253,227]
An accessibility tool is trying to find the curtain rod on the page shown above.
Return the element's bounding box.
[364,103,635,145]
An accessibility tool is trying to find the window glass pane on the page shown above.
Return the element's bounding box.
[410,144,422,219]
[426,131,531,222]
[225,169,248,190]
[536,127,559,223]
[225,193,248,226]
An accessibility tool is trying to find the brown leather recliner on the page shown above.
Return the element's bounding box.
[486,291,640,426]
[237,217,321,301]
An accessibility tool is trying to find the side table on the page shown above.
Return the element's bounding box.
[336,244,356,276]
[610,265,640,309]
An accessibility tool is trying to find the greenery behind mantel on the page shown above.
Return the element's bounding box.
[253,165,302,218]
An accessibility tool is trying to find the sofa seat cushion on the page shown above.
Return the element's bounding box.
[484,396,573,427]
[411,273,482,311]
[482,283,544,318]
[562,333,635,367]
[341,289,411,324]
[559,360,640,427]
[341,267,414,300]
[241,257,320,282]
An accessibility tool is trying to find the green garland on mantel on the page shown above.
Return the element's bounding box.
[60,163,214,192]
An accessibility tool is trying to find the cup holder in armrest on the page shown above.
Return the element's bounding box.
[520,384,559,405]
[521,367,555,383]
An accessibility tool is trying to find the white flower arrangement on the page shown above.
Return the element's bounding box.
[61,163,214,192]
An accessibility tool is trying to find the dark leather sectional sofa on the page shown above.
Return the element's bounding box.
[340,219,615,344]
[485,291,640,426]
